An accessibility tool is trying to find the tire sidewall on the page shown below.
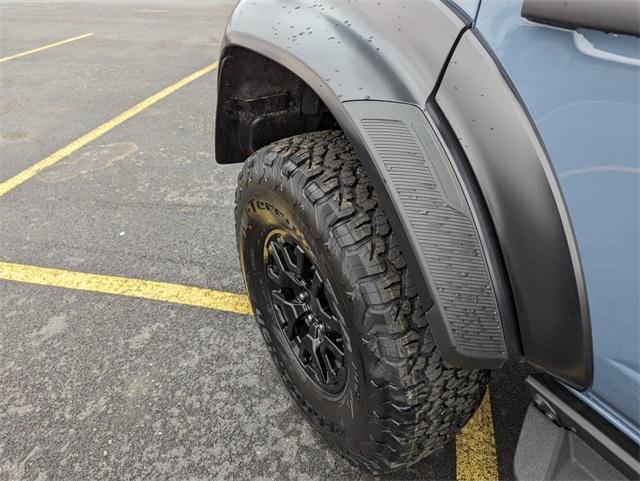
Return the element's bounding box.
[236,182,372,451]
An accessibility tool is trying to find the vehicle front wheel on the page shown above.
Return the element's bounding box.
[235,130,488,473]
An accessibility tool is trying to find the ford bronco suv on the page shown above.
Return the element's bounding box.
[215,0,640,478]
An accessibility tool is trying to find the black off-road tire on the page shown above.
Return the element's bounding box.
[235,130,488,473]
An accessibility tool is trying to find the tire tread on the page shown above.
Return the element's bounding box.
[235,130,487,473]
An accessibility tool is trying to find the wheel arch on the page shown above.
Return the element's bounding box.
[215,42,522,369]
[215,0,468,164]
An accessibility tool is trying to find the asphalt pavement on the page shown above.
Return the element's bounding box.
[0,2,533,480]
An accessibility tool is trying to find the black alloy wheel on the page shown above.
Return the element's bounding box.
[265,233,347,393]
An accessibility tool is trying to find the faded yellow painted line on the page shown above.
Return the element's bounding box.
[0,61,218,197]
[0,33,94,63]
[456,389,499,481]
[0,261,252,315]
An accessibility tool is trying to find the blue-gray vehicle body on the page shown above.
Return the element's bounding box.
[470,0,640,445]
[216,0,640,465]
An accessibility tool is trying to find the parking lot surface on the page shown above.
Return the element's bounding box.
[0,2,533,480]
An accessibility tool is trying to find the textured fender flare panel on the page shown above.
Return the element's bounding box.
[342,101,519,367]
[435,29,593,389]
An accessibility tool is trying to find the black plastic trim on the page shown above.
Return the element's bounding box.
[435,28,592,389]
[430,25,468,105]
[527,375,640,480]
[426,100,523,360]
[439,0,473,26]
[343,100,515,367]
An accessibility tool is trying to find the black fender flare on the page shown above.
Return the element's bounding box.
[217,1,592,386]
[435,29,592,389]
[216,0,520,369]
[220,0,467,109]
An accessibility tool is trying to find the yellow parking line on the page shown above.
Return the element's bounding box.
[0,61,218,197]
[456,390,499,481]
[0,261,252,315]
[0,33,94,63]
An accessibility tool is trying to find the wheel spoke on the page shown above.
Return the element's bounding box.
[281,242,302,274]
[314,301,337,328]
[321,351,338,384]
[268,239,286,271]
[266,264,292,288]
[322,336,345,359]
[265,233,346,392]
[306,334,326,383]
[309,269,322,297]
[293,245,307,278]
[267,241,290,288]
[267,239,303,289]
[271,291,306,340]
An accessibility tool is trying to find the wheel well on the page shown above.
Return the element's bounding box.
[215,47,339,164]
